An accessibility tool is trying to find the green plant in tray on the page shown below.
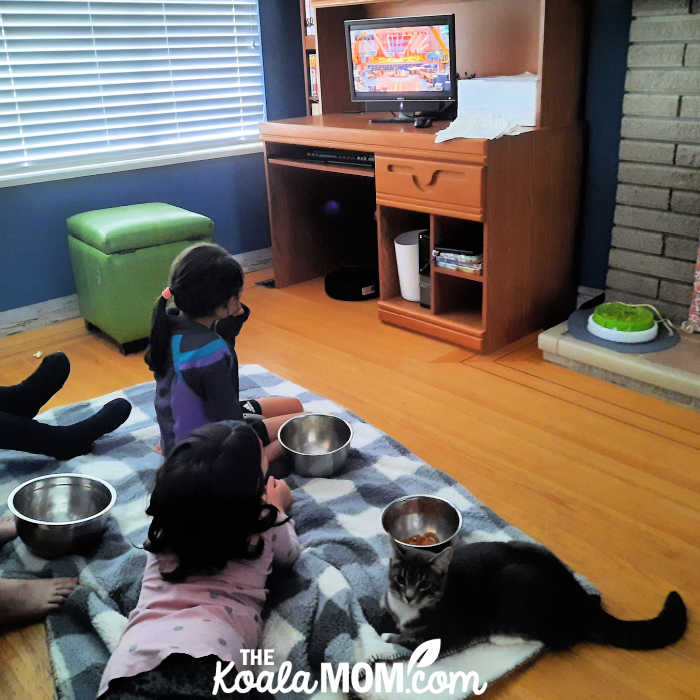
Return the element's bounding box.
[592,303,655,332]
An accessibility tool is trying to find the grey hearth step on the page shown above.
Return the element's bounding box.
[538,322,700,411]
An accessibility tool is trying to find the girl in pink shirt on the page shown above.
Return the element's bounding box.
[99,420,300,699]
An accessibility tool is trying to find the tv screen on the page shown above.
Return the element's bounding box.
[345,15,456,103]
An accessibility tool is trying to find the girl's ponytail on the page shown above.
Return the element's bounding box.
[145,290,171,375]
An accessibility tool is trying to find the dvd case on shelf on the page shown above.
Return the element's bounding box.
[432,248,483,265]
[434,257,483,275]
[308,52,319,100]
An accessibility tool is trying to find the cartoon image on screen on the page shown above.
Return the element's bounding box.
[349,24,451,95]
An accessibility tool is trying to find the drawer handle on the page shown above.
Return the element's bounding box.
[413,170,465,191]
[386,164,465,192]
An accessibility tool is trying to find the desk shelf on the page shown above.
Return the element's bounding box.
[267,157,374,178]
[434,266,484,283]
[378,297,484,349]
[375,204,487,349]
[378,297,483,331]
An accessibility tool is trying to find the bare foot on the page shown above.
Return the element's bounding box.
[0,577,78,627]
[0,516,17,547]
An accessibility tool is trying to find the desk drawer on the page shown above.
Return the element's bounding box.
[375,156,484,218]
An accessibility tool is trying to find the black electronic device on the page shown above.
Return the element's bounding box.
[325,266,380,301]
[413,116,433,128]
[303,148,374,169]
[344,14,457,124]
[418,229,431,308]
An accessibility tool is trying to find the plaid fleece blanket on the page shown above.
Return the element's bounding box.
[0,364,579,700]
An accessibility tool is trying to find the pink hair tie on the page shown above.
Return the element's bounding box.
[161,287,172,300]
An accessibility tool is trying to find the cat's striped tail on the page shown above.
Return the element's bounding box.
[586,591,687,650]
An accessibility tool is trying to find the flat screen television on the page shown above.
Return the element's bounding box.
[344,15,457,119]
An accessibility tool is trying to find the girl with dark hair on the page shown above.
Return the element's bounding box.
[99,420,300,699]
[145,242,303,460]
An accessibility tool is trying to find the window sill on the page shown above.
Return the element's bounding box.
[0,142,265,189]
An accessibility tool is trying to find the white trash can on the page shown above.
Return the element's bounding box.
[394,230,422,302]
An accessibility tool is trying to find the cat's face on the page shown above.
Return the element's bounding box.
[388,544,453,607]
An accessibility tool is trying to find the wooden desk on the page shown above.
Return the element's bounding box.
[260,113,581,352]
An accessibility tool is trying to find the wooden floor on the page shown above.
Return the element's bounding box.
[0,268,698,699]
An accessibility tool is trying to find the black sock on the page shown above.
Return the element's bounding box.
[0,398,132,460]
[0,352,70,417]
[55,398,133,459]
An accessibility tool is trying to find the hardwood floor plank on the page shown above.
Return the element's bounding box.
[489,343,700,436]
[0,624,53,700]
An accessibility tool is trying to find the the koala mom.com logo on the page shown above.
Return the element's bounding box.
[212,639,487,695]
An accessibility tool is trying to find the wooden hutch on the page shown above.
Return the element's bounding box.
[260,0,586,352]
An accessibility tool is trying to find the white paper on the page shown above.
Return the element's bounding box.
[436,72,539,143]
[434,111,527,143]
[458,72,539,125]
[472,71,538,81]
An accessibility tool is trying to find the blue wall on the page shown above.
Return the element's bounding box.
[0,0,305,312]
[578,0,632,289]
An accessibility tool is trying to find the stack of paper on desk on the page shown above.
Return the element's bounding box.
[435,72,538,142]
[434,112,527,142]
[458,72,539,124]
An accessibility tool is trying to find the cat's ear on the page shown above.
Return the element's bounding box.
[430,547,453,574]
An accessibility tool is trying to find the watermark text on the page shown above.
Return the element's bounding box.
[212,639,487,695]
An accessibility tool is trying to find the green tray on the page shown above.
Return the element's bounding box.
[592,303,655,332]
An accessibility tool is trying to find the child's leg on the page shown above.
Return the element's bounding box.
[0,517,78,627]
[0,352,70,418]
[242,398,304,465]
[257,397,303,419]
[0,574,78,627]
[261,411,304,463]
[0,398,131,460]
[259,397,304,461]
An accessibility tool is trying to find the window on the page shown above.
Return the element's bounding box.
[0,0,266,186]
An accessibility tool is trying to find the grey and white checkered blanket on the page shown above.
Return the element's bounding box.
[0,364,559,700]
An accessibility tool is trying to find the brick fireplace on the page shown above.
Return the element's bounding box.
[606,0,700,324]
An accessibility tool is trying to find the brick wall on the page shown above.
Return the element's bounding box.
[606,0,700,322]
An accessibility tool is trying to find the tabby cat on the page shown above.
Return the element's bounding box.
[382,540,687,651]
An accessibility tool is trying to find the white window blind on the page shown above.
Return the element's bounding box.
[0,0,266,184]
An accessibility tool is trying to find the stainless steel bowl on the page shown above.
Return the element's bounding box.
[8,473,117,559]
[278,413,352,477]
[382,494,462,552]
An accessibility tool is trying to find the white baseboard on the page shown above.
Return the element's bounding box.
[0,294,80,338]
[0,246,273,338]
[234,246,272,273]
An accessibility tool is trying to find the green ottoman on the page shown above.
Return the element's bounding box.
[67,202,214,352]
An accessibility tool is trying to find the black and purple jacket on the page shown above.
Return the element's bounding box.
[154,306,249,456]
